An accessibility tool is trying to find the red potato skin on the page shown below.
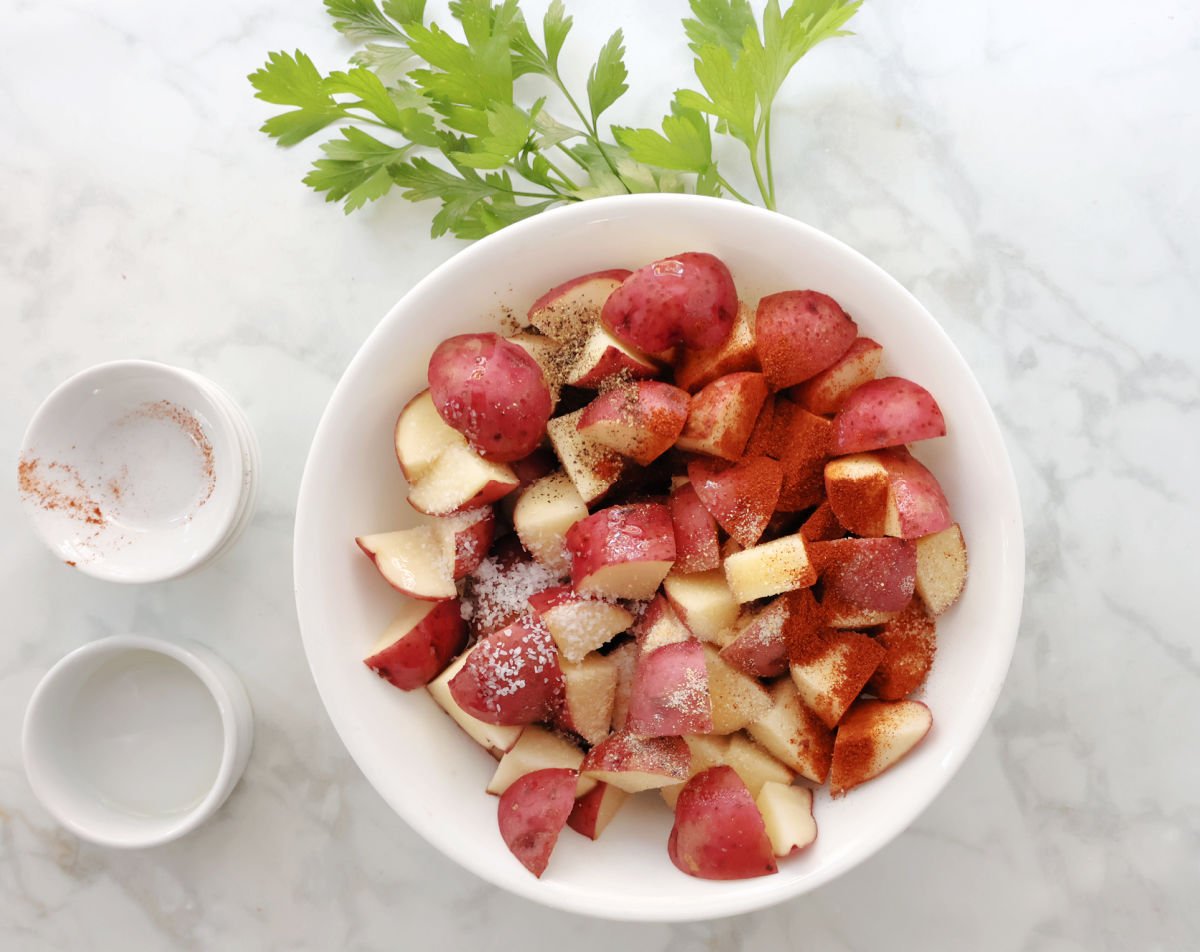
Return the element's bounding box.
[566,782,623,840]
[668,766,778,880]
[565,503,677,590]
[687,456,783,548]
[809,537,917,612]
[742,396,777,458]
[602,253,739,353]
[879,448,953,539]
[581,730,691,779]
[444,508,495,579]
[428,333,553,462]
[568,340,659,389]
[718,597,790,678]
[497,768,578,878]
[449,619,563,725]
[576,381,691,465]
[755,291,858,389]
[527,269,632,318]
[832,377,947,455]
[676,372,769,460]
[626,639,714,736]
[669,482,721,573]
[364,600,467,690]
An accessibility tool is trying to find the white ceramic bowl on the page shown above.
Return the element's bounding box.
[23,635,254,848]
[294,195,1024,920]
[18,360,258,582]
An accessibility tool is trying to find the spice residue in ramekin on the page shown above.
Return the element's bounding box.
[17,458,107,526]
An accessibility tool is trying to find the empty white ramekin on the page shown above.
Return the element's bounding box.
[22,635,254,848]
[17,360,259,582]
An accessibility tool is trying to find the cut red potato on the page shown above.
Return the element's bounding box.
[673,299,760,392]
[356,527,456,600]
[824,449,952,540]
[602,252,739,353]
[821,597,899,629]
[724,533,816,603]
[626,639,714,736]
[528,269,630,341]
[868,598,938,700]
[607,640,639,731]
[832,376,946,455]
[668,766,778,881]
[824,453,891,536]
[636,594,694,651]
[581,731,691,792]
[755,290,858,389]
[567,782,630,840]
[746,678,835,784]
[809,537,917,613]
[790,336,883,415]
[702,645,772,734]
[661,569,740,643]
[512,470,588,575]
[546,409,628,505]
[769,403,832,512]
[688,456,782,548]
[427,652,522,755]
[500,448,557,523]
[566,323,660,388]
[556,653,619,746]
[914,523,968,615]
[433,507,495,579]
[529,586,633,662]
[449,619,563,726]
[566,503,676,600]
[506,331,563,409]
[428,332,553,462]
[789,630,886,729]
[659,733,731,809]
[487,726,595,797]
[497,767,578,878]
[800,501,846,543]
[364,598,467,691]
[829,699,933,797]
[394,389,467,482]
[723,732,794,796]
[408,443,520,516]
[675,371,769,460]
[756,782,816,856]
[718,596,792,678]
[577,381,691,465]
[668,481,720,573]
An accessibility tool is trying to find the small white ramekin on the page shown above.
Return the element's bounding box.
[22,635,254,849]
[17,360,258,582]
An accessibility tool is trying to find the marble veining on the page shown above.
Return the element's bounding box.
[2,0,1197,948]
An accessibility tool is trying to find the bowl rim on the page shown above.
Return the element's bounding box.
[21,634,252,848]
[293,193,1025,920]
[18,358,249,583]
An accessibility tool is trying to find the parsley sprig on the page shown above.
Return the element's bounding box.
[250,0,860,238]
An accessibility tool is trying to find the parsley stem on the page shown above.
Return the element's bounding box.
[551,72,632,194]
[764,110,777,208]
[716,175,753,205]
[748,145,773,211]
[540,154,579,191]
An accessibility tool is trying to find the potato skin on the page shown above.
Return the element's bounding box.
[755,290,858,389]
[668,766,778,880]
[428,332,553,462]
[497,768,577,877]
[602,252,738,352]
[831,376,946,455]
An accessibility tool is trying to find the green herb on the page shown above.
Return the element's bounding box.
[250,0,859,238]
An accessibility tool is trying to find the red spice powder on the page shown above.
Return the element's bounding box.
[866,599,937,700]
[18,457,106,526]
[800,501,846,543]
[132,401,216,505]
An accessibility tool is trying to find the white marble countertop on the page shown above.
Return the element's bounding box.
[3,0,1197,947]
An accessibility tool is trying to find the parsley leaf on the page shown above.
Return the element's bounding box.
[614,104,712,174]
[586,31,628,125]
[249,51,345,146]
[683,0,757,56]
[324,0,406,40]
[304,127,410,212]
